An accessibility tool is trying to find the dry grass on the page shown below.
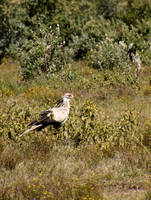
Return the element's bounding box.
[0,59,151,199]
[0,141,150,200]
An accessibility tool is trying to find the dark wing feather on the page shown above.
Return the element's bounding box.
[40,110,51,119]
[27,103,64,132]
[29,110,52,127]
[54,99,63,108]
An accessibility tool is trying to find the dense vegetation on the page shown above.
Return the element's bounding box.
[1,0,151,78]
[0,59,151,199]
[0,0,151,199]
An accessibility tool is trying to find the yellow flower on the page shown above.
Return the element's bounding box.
[33,177,38,182]
[42,190,48,195]
[28,185,31,189]
[57,181,60,186]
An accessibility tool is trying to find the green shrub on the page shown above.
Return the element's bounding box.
[0,0,11,62]
[10,23,69,79]
[115,19,151,65]
[96,0,118,20]
[60,100,147,154]
[87,38,129,70]
[1,0,151,77]
[68,16,116,60]
[0,98,146,154]
[122,0,151,25]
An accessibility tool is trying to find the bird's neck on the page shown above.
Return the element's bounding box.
[62,98,70,109]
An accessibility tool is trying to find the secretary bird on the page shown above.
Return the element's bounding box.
[17,93,74,138]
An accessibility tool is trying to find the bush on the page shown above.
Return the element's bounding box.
[122,0,151,25]
[68,16,116,60]
[1,98,147,155]
[56,100,148,155]
[87,38,129,70]
[1,0,151,77]
[0,0,11,62]
[114,19,151,65]
[96,0,118,20]
[10,23,69,79]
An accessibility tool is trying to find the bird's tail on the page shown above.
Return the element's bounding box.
[16,123,42,139]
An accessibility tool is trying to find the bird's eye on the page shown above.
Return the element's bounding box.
[68,94,72,98]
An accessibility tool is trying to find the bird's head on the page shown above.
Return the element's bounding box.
[63,93,74,100]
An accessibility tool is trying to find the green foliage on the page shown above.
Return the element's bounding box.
[96,0,118,20]
[65,101,144,153]
[0,104,31,138]
[65,100,101,145]
[115,19,151,65]
[68,16,115,60]
[0,0,10,62]
[11,23,68,79]
[1,0,151,78]
[0,60,151,199]
[0,97,148,155]
[122,0,151,25]
[87,38,129,70]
